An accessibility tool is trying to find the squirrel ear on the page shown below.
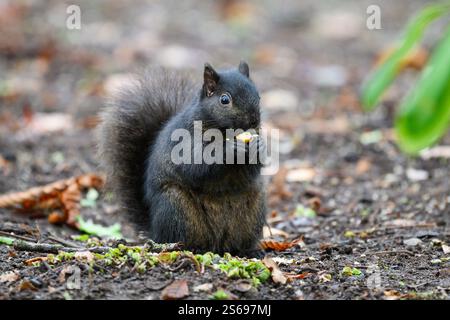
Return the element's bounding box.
[238,61,250,78]
[203,63,219,97]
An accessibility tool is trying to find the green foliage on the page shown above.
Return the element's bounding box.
[0,236,15,245]
[295,204,316,218]
[211,289,229,300]
[80,188,99,208]
[396,28,450,153]
[341,266,362,277]
[215,253,271,286]
[43,245,271,287]
[361,3,450,154]
[76,216,122,239]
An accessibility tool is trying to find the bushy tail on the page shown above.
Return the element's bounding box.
[97,68,196,230]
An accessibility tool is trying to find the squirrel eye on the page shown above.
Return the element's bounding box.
[219,93,231,106]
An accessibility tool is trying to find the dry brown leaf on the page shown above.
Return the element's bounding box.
[161,279,190,300]
[262,256,287,285]
[24,257,48,266]
[0,173,104,229]
[383,290,403,300]
[18,280,37,292]
[260,237,303,252]
[0,271,20,283]
[285,272,310,280]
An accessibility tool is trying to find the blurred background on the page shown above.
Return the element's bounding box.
[1,0,450,300]
[0,0,448,231]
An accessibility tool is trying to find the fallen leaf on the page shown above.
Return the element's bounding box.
[161,279,189,300]
[24,257,48,266]
[262,256,287,285]
[0,271,20,283]
[18,280,37,291]
[260,237,303,251]
[383,290,403,300]
[0,173,104,230]
[74,251,94,263]
[285,272,310,280]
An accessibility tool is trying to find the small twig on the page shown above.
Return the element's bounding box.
[47,234,79,248]
[0,230,36,242]
[1,237,181,255]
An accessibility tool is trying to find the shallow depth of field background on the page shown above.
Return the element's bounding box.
[0,0,449,300]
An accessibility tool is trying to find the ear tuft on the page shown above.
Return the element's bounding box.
[203,63,220,97]
[238,60,250,78]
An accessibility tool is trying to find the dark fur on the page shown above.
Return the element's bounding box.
[97,63,266,256]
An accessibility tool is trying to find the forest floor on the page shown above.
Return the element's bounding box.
[0,0,449,300]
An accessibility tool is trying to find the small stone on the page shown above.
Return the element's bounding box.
[403,238,422,247]
[406,168,429,181]
[193,283,213,293]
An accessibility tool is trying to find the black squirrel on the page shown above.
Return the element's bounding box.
[97,62,266,257]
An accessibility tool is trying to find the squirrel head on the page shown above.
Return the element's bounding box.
[199,61,260,131]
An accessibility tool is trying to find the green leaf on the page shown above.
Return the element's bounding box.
[80,188,99,208]
[76,216,122,239]
[295,204,316,218]
[352,267,362,276]
[0,236,15,245]
[211,290,229,300]
[361,3,450,110]
[395,27,450,153]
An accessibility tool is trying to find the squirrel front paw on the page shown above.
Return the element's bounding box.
[225,134,266,165]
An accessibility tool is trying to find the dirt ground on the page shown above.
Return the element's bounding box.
[0,0,449,300]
